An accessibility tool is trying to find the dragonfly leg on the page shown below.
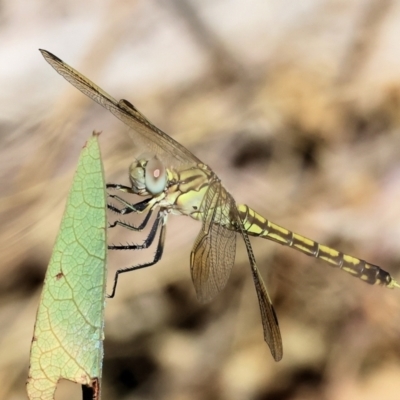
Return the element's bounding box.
[109,212,153,232]
[107,211,167,298]
[106,183,135,193]
[108,196,150,215]
[109,209,161,250]
[108,198,156,231]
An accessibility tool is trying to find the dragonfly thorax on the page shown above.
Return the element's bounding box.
[129,156,168,196]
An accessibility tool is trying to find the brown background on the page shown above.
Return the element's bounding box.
[1,0,400,399]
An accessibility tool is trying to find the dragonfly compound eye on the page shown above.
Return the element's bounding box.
[145,157,167,195]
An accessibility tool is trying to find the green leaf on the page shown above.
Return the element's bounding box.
[27,134,107,400]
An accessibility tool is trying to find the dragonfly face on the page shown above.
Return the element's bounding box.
[129,156,167,196]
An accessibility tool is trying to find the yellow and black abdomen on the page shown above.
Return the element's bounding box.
[237,204,398,289]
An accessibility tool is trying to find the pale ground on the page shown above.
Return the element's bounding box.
[1,1,400,399]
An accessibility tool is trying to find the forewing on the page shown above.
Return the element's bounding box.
[40,49,201,168]
[190,181,236,303]
[233,206,283,361]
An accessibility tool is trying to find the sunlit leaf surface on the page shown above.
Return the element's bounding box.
[27,134,107,400]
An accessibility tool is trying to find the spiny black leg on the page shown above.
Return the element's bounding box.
[110,197,151,213]
[108,195,151,215]
[108,197,153,231]
[108,208,154,232]
[109,209,161,250]
[107,181,134,214]
[108,197,151,216]
[130,198,151,212]
[107,213,167,298]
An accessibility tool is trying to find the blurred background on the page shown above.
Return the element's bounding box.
[1,0,400,399]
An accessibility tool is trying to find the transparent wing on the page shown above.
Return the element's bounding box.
[40,49,201,168]
[233,206,283,362]
[190,179,282,361]
[190,180,236,304]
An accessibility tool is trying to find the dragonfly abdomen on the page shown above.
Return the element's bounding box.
[237,204,398,289]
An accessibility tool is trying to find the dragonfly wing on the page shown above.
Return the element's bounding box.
[40,49,201,168]
[190,181,236,303]
[233,207,283,361]
[249,251,283,361]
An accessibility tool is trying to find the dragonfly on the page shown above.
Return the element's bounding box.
[40,49,399,362]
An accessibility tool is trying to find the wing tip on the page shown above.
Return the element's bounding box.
[271,347,283,362]
[39,49,62,64]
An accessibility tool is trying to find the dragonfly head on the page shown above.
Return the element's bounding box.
[129,156,168,196]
